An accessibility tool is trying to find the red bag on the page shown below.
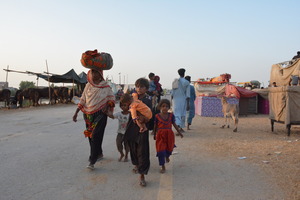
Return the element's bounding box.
[80,49,113,70]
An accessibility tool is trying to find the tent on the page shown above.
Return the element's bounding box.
[219,84,258,115]
[78,72,87,83]
[223,84,257,98]
[37,69,87,84]
[270,59,300,86]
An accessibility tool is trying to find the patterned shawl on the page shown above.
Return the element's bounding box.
[78,69,115,114]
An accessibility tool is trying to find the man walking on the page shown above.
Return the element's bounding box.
[171,68,190,132]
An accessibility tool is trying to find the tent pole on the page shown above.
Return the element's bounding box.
[73,79,75,97]
[46,60,51,105]
[5,65,9,86]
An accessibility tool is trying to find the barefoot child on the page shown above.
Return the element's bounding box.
[108,94,130,162]
[153,99,183,173]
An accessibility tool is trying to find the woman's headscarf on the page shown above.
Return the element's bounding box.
[78,69,115,114]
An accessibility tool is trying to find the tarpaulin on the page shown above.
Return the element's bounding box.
[270,59,300,86]
[37,69,87,84]
[224,84,257,99]
[269,86,300,124]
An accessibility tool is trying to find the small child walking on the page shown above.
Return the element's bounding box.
[153,99,183,173]
[109,94,130,162]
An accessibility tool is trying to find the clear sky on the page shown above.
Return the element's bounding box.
[1,0,299,89]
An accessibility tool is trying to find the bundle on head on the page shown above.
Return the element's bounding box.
[81,49,113,71]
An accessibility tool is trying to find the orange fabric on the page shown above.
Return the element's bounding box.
[130,93,152,119]
[81,49,113,71]
[225,84,257,99]
[155,113,175,153]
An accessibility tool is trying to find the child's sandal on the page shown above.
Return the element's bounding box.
[132,167,138,174]
[140,179,146,187]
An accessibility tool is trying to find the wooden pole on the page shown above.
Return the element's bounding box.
[5,65,9,84]
[72,79,75,97]
[46,60,51,104]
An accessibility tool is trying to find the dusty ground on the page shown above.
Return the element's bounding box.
[194,114,300,200]
[0,103,299,200]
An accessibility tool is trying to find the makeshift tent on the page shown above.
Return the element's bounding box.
[37,69,88,84]
[195,96,238,117]
[223,84,257,98]
[219,84,258,115]
[194,84,258,117]
[269,86,300,136]
[270,59,300,86]
[252,88,270,114]
[78,72,87,83]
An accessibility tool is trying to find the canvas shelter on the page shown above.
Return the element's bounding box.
[268,58,300,135]
[270,59,300,86]
[38,69,87,84]
[218,84,258,115]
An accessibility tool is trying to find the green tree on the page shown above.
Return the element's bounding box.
[19,81,35,90]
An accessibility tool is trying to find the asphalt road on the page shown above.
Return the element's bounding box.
[0,104,283,200]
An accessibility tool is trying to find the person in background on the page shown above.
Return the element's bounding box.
[147,72,159,135]
[171,68,190,133]
[153,75,163,104]
[73,69,115,170]
[185,76,196,130]
[124,78,152,187]
[272,82,277,87]
[148,72,156,98]
[108,94,130,162]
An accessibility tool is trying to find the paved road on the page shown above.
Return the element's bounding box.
[0,104,283,200]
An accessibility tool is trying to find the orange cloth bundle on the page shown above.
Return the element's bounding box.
[81,49,113,71]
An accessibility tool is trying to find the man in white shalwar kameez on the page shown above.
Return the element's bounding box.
[171,68,190,131]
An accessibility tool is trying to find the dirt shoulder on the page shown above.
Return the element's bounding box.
[188,114,300,200]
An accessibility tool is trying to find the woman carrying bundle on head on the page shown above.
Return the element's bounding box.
[73,50,115,170]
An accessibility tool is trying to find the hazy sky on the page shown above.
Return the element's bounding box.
[1,0,299,89]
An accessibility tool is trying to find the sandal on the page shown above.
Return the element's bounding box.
[132,167,138,174]
[140,179,146,187]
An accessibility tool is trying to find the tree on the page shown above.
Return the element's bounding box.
[19,81,35,90]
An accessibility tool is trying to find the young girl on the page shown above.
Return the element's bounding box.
[153,99,183,173]
[109,94,130,162]
[124,78,152,187]
[73,69,115,170]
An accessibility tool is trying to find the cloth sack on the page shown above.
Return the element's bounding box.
[81,49,113,71]
[172,78,179,89]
